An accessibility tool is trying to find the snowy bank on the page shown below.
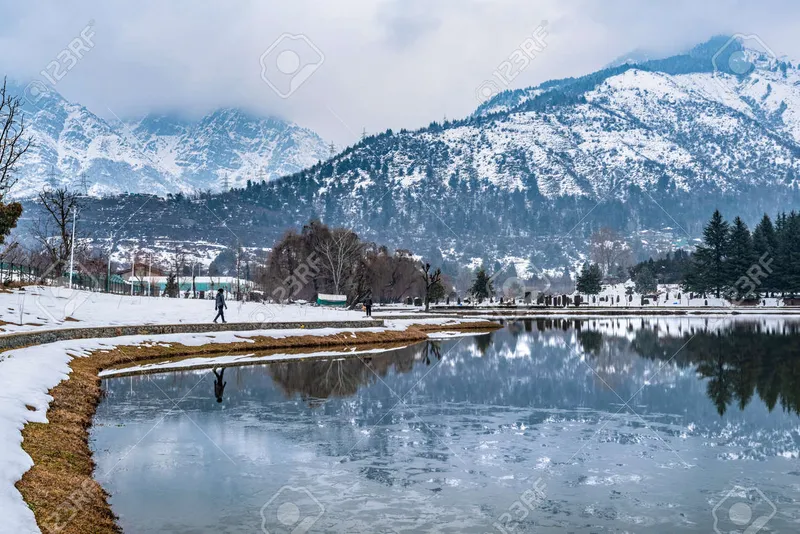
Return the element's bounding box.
[0,287,367,335]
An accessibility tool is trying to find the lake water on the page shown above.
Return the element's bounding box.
[90,317,800,533]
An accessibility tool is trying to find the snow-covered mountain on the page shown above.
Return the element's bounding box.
[10,83,328,198]
[39,36,800,269]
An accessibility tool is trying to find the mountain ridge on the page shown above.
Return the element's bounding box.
[21,36,800,270]
[9,82,329,198]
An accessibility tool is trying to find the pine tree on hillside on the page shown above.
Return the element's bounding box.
[726,216,755,299]
[576,262,602,295]
[687,210,730,297]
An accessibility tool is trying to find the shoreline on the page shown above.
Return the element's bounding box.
[14,320,500,534]
[427,307,800,317]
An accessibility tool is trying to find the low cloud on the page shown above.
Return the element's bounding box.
[1,0,799,146]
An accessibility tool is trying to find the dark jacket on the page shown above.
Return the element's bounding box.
[215,292,226,310]
[365,298,373,307]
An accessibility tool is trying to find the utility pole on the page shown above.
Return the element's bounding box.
[68,204,77,289]
[148,254,152,297]
[77,172,90,195]
[106,234,116,294]
[46,166,59,189]
[361,127,367,142]
[130,247,135,296]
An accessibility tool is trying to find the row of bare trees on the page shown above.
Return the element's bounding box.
[259,220,440,308]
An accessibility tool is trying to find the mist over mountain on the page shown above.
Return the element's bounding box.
[19,36,800,270]
[10,82,329,198]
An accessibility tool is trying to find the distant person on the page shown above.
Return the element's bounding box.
[213,368,226,403]
[365,296,373,317]
[214,288,228,323]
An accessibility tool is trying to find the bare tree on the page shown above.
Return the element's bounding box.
[0,78,31,242]
[421,262,443,312]
[34,186,82,269]
[590,227,631,277]
[0,78,32,195]
[172,245,187,294]
[312,227,364,295]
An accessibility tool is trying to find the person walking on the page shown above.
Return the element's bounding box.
[365,295,373,317]
[214,288,228,323]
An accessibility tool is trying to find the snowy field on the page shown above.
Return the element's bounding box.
[0,286,369,335]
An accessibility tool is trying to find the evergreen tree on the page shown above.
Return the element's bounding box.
[576,262,602,294]
[163,272,179,298]
[726,216,755,299]
[776,212,800,295]
[752,213,777,294]
[634,265,657,295]
[774,212,790,294]
[469,268,494,302]
[687,210,730,297]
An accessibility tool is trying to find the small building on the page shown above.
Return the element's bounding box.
[126,275,252,297]
[316,293,347,307]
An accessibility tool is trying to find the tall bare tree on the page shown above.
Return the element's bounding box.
[172,245,187,293]
[312,227,364,295]
[34,187,82,269]
[590,227,631,277]
[421,262,443,312]
[0,78,31,242]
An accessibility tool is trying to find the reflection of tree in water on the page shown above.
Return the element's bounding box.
[423,341,442,365]
[536,318,800,415]
[678,325,799,416]
[556,319,800,417]
[268,342,440,403]
[473,332,494,355]
[577,330,603,355]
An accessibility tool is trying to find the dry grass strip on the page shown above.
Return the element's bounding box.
[16,321,500,533]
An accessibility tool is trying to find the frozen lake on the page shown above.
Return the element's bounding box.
[91,317,800,532]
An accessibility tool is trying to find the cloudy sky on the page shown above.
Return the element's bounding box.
[2,0,799,146]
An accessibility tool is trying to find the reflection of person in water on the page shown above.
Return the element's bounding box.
[423,341,442,365]
[213,368,226,403]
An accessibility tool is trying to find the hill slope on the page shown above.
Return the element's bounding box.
[27,37,800,269]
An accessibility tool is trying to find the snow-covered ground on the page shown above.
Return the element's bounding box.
[431,283,789,310]
[570,283,784,308]
[0,286,368,335]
